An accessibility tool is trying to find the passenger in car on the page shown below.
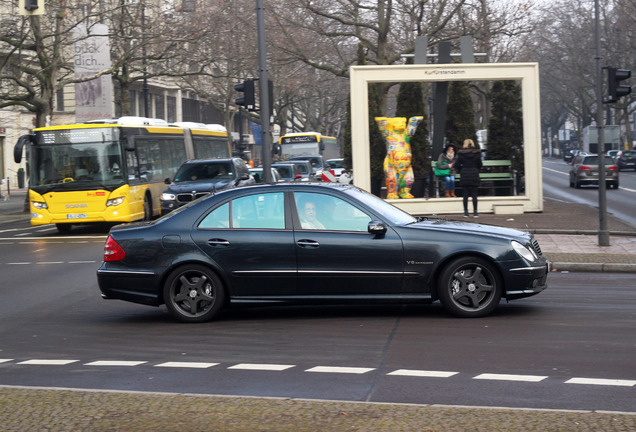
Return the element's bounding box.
[300,201,325,230]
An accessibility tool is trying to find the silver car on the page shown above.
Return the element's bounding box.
[569,154,619,189]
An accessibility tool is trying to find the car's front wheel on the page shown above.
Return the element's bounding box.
[163,264,225,323]
[437,256,502,318]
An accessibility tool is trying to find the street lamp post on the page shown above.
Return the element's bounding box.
[595,0,610,246]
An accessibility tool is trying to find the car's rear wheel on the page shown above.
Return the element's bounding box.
[437,256,502,318]
[163,264,225,323]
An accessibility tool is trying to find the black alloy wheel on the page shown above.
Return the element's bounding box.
[163,264,225,323]
[437,256,502,318]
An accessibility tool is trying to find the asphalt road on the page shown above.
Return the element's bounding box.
[542,157,636,227]
[0,232,635,412]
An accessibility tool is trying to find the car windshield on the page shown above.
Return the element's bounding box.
[174,162,234,182]
[30,142,125,194]
[345,187,416,225]
[622,151,636,157]
[293,163,309,174]
[327,159,344,169]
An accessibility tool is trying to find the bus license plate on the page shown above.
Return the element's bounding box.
[67,213,87,219]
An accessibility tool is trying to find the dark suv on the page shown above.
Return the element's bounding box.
[161,158,254,215]
[616,150,636,171]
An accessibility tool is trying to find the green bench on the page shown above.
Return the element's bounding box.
[432,159,516,197]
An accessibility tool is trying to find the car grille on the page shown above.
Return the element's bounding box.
[531,237,543,257]
[177,192,210,203]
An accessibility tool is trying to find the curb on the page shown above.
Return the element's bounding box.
[550,262,636,273]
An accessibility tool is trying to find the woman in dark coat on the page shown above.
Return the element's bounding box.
[456,139,482,217]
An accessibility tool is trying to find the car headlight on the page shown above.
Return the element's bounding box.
[106,196,125,207]
[161,193,176,201]
[32,201,48,209]
[512,240,538,262]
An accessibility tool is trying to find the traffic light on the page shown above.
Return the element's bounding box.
[234,79,255,111]
[606,67,631,103]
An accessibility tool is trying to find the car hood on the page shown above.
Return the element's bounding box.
[408,218,531,241]
[165,180,234,193]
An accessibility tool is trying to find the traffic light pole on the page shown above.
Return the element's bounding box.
[595,0,610,246]
[256,0,273,183]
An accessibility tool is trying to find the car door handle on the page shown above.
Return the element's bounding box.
[208,239,230,247]
[297,239,320,248]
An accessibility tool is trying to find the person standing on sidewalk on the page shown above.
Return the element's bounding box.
[457,139,482,217]
[436,144,457,197]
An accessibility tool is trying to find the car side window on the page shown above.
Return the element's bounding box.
[294,192,371,232]
[199,202,230,229]
[231,192,285,229]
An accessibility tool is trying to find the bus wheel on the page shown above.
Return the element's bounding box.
[143,196,152,221]
[56,223,72,234]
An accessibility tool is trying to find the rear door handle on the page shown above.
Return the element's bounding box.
[208,239,230,247]
[297,239,320,248]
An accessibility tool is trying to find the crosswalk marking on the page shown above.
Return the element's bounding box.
[474,373,548,382]
[155,362,219,369]
[388,369,458,378]
[17,359,78,366]
[306,366,374,374]
[85,361,147,367]
[229,363,295,371]
[566,378,636,387]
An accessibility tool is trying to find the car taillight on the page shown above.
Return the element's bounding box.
[578,165,591,171]
[608,165,618,171]
[104,235,126,262]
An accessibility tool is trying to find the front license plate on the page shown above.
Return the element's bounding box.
[67,213,87,219]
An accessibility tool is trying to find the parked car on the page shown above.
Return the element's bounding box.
[288,155,325,176]
[569,154,619,189]
[272,163,304,181]
[567,149,587,164]
[606,149,619,162]
[616,150,636,171]
[563,148,575,163]
[160,158,254,215]
[286,159,314,181]
[316,158,345,181]
[98,182,549,323]
[249,167,283,184]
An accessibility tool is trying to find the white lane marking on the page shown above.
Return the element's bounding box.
[0,359,13,364]
[474,373,548,382]
[306,366,374,374]
[17,359,79,366]
[229,363,295,371]
[36,262,65,265]
[388,369,458,378]
[566,378,636,387]
[68,261,98,264]
[6,262,31,265]
[155,362,219,369]
[85,361,147,367]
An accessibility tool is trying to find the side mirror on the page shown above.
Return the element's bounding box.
[14,134,34,163]
[368,220,387,236]
[164,178,171,184]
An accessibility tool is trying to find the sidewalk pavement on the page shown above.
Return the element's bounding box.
[2,189,636,272]
[2,191,636,430]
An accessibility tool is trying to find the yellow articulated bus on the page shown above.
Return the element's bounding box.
[14,117,230,233]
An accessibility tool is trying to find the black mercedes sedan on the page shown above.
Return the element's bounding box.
[98,183,548,322]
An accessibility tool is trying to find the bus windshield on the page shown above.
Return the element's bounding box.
[30,141,125,194]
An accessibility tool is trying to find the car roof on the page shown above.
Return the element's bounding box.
[181,158,238,165]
